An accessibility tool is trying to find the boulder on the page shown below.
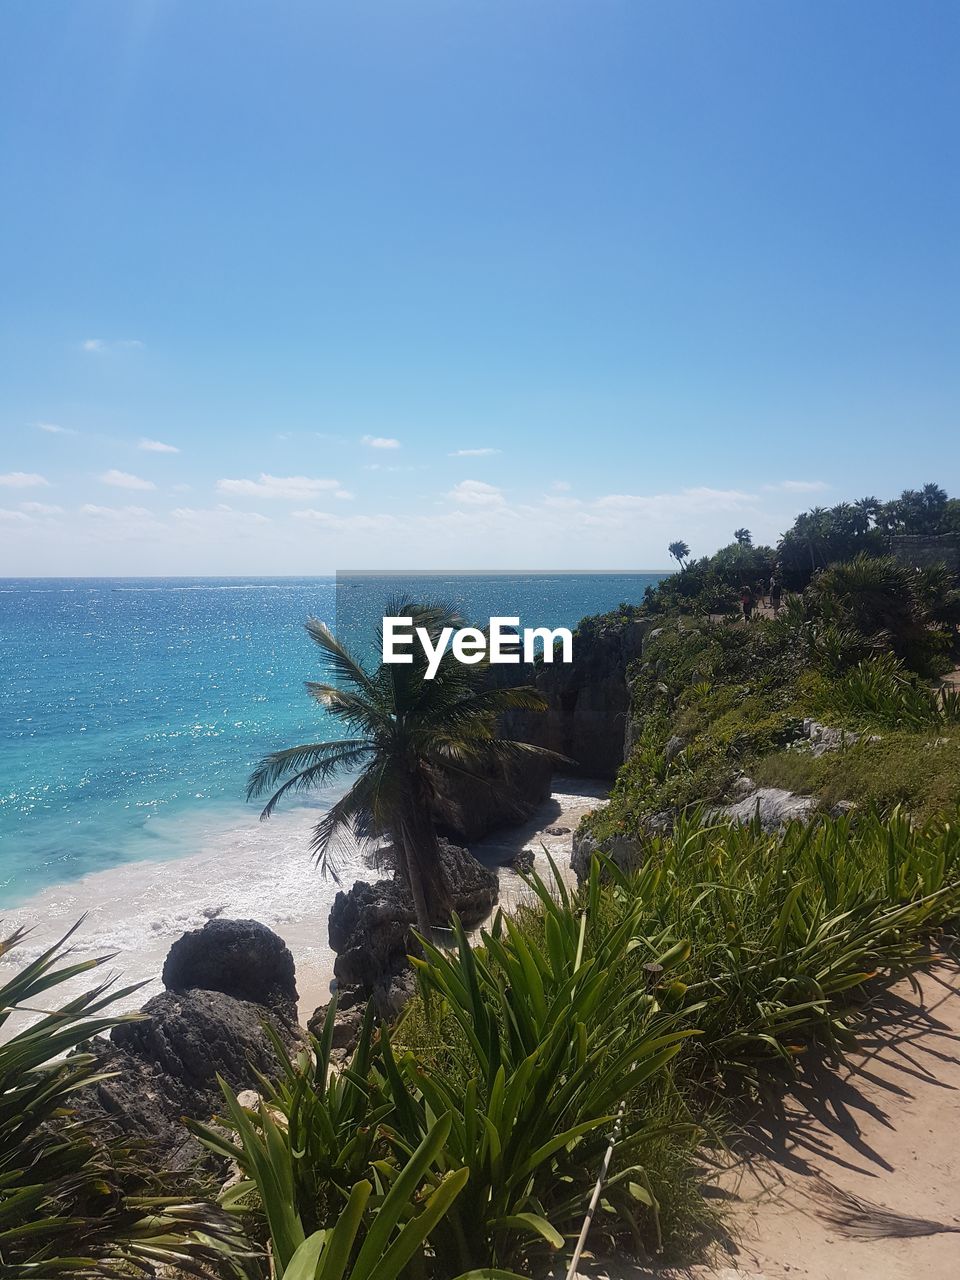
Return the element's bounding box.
[713,787,819,830]
[306,972,418,1062]
[800,719,862,758]
[431,753,553,842]
[328,878,413,991]
[74,988,298,1171]
[328,839,498,993]
[728,774,757,801]
[307,987,367,1053]
[162,917,297,1015]
[571,827,645,885]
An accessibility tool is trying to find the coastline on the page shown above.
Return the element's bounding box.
[2,775,608,1027]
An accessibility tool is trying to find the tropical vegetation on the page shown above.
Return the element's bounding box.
[0,924,243,1279]
[247,603,556,931]
[8,485,960,1277]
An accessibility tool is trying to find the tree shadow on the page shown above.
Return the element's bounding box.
[725,968,960,1187]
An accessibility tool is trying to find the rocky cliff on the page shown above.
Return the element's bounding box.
[432,612,651,842]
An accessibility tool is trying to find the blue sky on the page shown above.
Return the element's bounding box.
[1,1,957,574]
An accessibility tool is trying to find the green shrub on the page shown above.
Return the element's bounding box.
[753,734,960,824]
[583,810,960,1080]
[822,652,960,729]
[386,874,696,1270]
[0,924,242,1279]
[198,867,700,1274]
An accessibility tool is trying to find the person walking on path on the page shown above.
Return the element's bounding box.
[740,584,754,620]
[769,573,782,615]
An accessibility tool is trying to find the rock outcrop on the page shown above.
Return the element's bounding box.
[431,614,652,843]
[162,917,298,1016]
[431,753,553,841]
[74,920,299,1171]
[712,786,819,830]
[512,616,652,779]
[327,838,498,992]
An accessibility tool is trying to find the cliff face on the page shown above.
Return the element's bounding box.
[431,613,651,842]
[511,616,652,778]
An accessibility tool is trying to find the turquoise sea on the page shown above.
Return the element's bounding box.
[0,574,663,907]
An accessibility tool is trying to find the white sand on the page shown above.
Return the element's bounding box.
[3,776,609,1029]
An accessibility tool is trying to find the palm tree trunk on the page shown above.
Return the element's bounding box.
[400,784,453,930]
[399,817,433,935]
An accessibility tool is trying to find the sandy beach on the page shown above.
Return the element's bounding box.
[2,775,608,1028]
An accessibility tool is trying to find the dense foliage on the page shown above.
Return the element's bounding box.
[0,926,244,1279]
[656,483,960,613]
[195,867,700,1274]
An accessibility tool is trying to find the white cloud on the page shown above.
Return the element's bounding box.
[448,479,506,507]
[551,480,571,492]
[595,486,756,516]
[172,506,271,526]
[34,422,76,436]
[361,435,401,450]
[0,472,49,488]
[764,479,830,493]
[20,502,63,516]
[217,474,341,501]
[80,504,150,518]
[81,338,144,353]
[334,489,355,501]
[293,509,399,532]
[0,508,30,522]
[448,447,501,457]
[139,438,180,454]
[100,469,156,491]
[541,495,583,510]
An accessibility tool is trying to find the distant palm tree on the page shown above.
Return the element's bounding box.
[668,540,690,569]
[734,527,752,548]
[247,604,555,932]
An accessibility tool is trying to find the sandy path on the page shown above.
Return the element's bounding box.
[574,961,960,1280]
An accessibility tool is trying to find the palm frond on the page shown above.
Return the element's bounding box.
[305,617,377,694]
[254,744,375,820]
[247,739,370,801]
[305,683,389,734]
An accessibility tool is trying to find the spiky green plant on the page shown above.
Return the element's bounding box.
[0,923,248,1279]
[193,1002,391,1237]
[585,809,960,1078]
[202,1093,513,1280]
[382,863,698,1269]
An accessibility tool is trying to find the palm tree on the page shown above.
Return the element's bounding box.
[734,527,752,548]
[668,540,690,569]
[247,603,555,932]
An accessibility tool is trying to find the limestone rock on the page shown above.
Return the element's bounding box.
[800,719,862,758]
[74,988,297,1171]
[571,827,644,885]
[328,839,498,993]
[713,787,819,830]
[162,917,297,1015]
